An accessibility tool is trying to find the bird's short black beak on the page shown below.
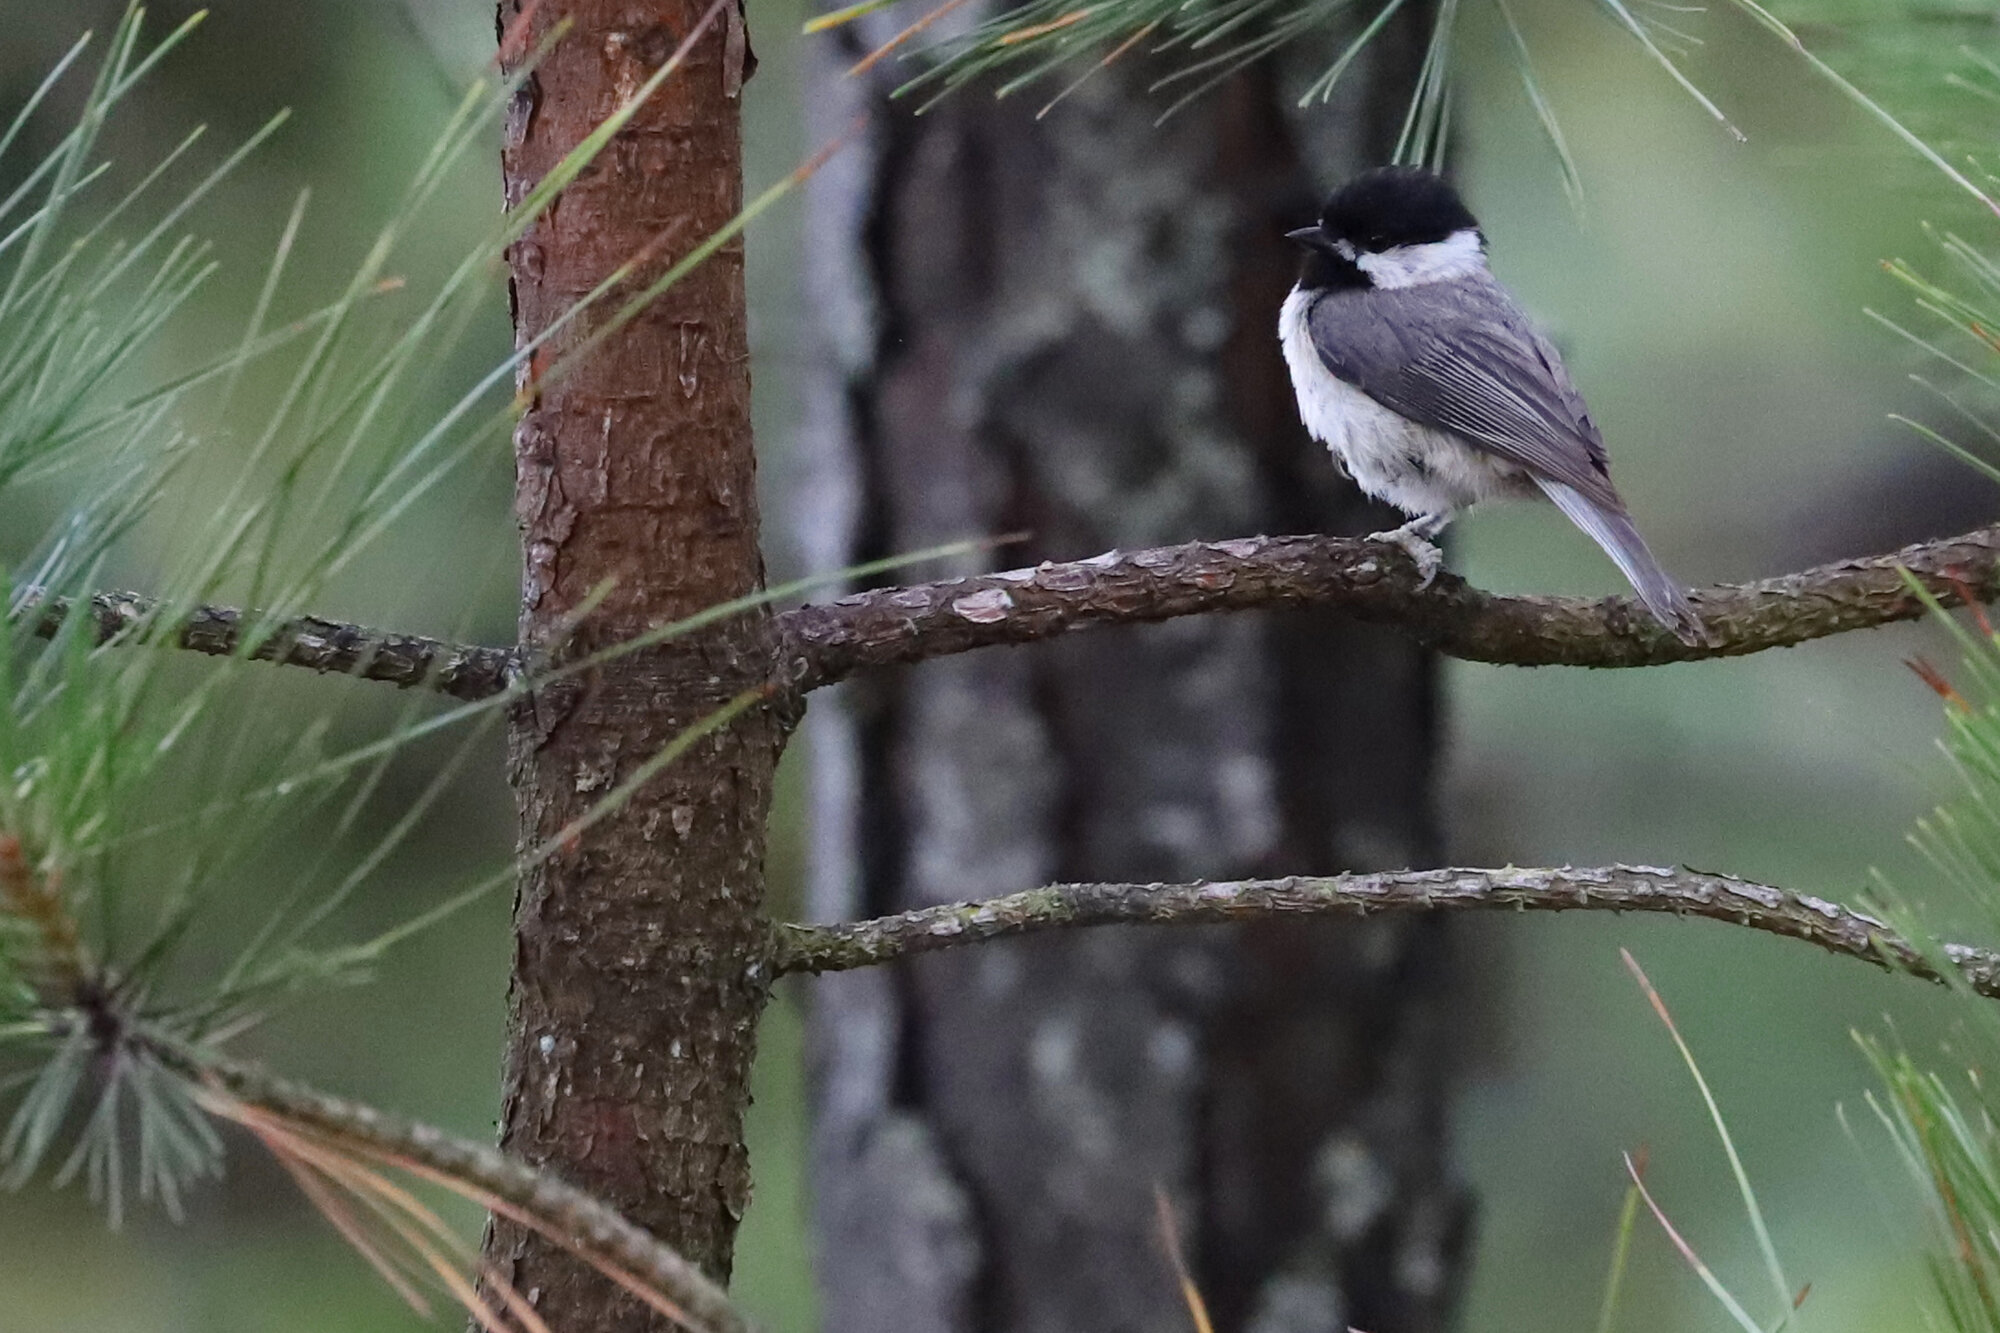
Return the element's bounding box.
[1286,225,1339,256]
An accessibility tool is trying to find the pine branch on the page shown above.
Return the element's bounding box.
[142,1038,757,1333]
[776,524,2000,688]
[29,522,2000,700]
[21,588,518,701]
[769,864,2000,996]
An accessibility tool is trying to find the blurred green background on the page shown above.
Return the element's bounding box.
[0,0,1993,1329]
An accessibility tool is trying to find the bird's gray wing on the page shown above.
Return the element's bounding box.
[1304,282,1626,515]
[1304,282,1709,645]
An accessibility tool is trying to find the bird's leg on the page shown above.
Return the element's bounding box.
[1368,512,1451,589]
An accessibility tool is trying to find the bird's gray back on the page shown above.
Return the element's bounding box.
[1303,273,1625,514]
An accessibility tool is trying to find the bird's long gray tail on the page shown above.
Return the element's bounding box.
[1536,480,1710,646]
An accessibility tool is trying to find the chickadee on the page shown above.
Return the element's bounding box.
[1278,165,1707,645]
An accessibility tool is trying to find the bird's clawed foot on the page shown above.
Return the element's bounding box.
[1368,515,1450,589]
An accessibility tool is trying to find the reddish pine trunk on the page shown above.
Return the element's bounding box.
[486,2,775,1326]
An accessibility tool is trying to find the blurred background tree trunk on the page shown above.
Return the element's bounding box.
[794,20,1473,1333]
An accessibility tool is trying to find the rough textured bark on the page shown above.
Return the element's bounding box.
[796,22,1469,1333]
[775,522,2000,681]
[485,1,775,1326]
[769,865,2000,996]
[42,517,2000,703]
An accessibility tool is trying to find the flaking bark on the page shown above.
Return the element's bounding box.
[24,588,519,699]
[32,515,2000,704]
[484,3,776,1328]
[778,523,2000,682]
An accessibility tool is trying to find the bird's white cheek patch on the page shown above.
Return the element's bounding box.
[1355,228,1485,289]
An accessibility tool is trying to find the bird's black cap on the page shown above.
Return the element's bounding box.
[1291,166,1481,255]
